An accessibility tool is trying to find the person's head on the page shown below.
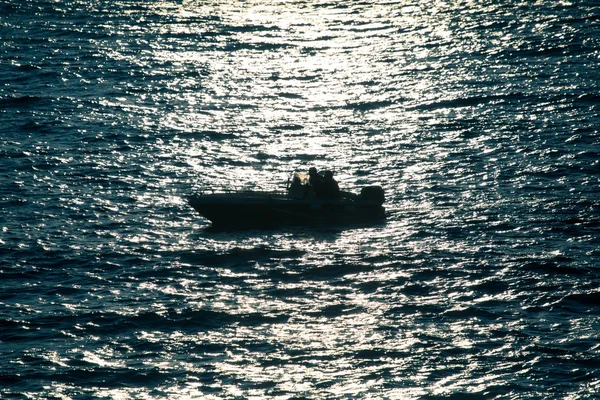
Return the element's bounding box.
[324,170,333,180]
[309,167,318,176]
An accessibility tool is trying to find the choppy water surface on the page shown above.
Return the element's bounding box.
[2,1,600,398]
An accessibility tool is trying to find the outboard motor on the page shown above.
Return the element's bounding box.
[360,185,385,205]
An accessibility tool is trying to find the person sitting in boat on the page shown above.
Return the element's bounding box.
[308,167,325,198]
[308,167,340,199]
[288,173,306,199]
[322,170,341,200]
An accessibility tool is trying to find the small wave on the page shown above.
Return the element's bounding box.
[304,262,377,280]
[269,124,304,131]
[17,64,42,71]
[0,95,43,107]
[180,247,305,267]
[410,94,529,111]
[313,2,350,9]
[559,291,600,309]
[177,308,288,327]
[344,100,396,111]
[276,92,305,99]
[73,308,290,335]
[576,93,600,104]
[441,305,502,320]
[226,24,280,33]
[306,303,365,318]
[224,41,293,52]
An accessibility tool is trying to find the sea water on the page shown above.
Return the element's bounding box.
[1,1,600,398]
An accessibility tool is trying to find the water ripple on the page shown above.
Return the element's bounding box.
[2,0,600,398]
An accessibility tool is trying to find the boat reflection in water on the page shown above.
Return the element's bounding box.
[188,170,385,229]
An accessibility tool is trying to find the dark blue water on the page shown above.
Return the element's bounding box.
[2,1,600,398]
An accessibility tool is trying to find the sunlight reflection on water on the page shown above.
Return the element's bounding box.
[2,0,600,398]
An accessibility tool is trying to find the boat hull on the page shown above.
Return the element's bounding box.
[188,192,385,229]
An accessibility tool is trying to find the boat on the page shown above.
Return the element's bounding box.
[187,170,386,229]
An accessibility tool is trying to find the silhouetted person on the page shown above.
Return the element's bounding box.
[308,167,325,199]
[323,170,341,200]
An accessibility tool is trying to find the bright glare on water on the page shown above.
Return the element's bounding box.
[1,0,600,398]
